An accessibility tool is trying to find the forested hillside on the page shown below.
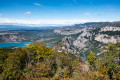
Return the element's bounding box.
[0,42,120,80]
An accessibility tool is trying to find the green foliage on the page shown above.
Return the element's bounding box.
[51,52,74,78]
[1,48,27,79]
[116,71,120,79]
[24,62,51,78]
[87,42,120,80]
[1,41,120,80]
[0,48,8,74]
[97,64,109,74]
[0,42,76,79]
[27,42,54,62]
[88,71,109,80]
[87,51,96,71]
[87,51,96,63]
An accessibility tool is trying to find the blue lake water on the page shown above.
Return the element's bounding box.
[0,42,53,48]
[0,42,32,48]
[47,45,53,47]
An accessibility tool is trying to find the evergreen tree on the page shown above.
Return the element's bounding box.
[87,51,96,71]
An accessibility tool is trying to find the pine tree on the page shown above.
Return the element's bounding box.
[87,51,96,71]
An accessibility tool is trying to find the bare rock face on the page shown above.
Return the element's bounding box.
[62,37,73,49]
[100,26,120,32]
[54,26,120,46]
[73,30,92,49]
[53,37,79,55]
[0,34,26,42]
[95,34,120,44]
[54,28,83,35]
[54,24,120,57]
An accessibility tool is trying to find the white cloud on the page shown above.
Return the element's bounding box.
[25,12,31,15]
[0,18,98,26]
[34,3,41,6]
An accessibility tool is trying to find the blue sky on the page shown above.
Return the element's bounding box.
[0,0,120,26]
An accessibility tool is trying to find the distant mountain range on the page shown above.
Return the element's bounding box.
[0,21,120,58]
[0,25,60,29]
[1,21,120,29]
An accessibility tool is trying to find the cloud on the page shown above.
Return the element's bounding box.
[25,12,31,15]
[34,3,41,6]
[0,14,3,16]
[0,18,97,26]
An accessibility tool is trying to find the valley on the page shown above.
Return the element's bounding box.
[1,21,120,58]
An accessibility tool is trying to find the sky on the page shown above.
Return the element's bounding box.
[0,0,120,26]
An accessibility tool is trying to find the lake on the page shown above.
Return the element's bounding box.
[0,42,53,48]
[0,42,31,48]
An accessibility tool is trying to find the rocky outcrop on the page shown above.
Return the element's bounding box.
[54,24,120,56]
[101,26,120,32]
[54,28,83,35]
[73,31,91,49]
[0,34,26,42]
[95,34,120,44]
[53,37,80,56]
